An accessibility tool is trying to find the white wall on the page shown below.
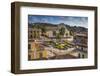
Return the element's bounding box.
[0,0,100,76]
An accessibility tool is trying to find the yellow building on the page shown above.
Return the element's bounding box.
[28,27,41,39]
[28,40,48,60]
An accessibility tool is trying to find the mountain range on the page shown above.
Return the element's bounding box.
[28,23,88,33]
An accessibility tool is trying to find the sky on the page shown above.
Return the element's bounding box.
[28,15,88,28]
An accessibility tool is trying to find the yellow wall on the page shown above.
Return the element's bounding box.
[29,40,47,60]
[37,50,47,59]
[29,50,47,60]
[42,50,47,58]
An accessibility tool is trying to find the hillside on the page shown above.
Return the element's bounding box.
[28,23,88,33]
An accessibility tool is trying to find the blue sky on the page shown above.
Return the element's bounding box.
[28,15,88,28]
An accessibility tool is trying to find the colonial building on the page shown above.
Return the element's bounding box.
[58,23,70,37]
[70,49,87,58]
[28,26,42,40]
[28,23,70,39]
[28,40,48,60]
[72,33,88,58]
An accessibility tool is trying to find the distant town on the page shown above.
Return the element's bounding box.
[28,22,88,60]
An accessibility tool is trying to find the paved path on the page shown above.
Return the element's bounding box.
[45,46,75,58]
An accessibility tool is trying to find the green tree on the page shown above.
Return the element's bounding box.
[41,26,46,35]
[59,27,65,36]
[55,33,61,42]
[56,33,60,39]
